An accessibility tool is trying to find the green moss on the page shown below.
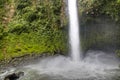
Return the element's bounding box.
[3,30,67,60]
[0,0,67,60]
[79,0,120,22]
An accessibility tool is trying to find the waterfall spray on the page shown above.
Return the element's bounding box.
[68,0,81,61]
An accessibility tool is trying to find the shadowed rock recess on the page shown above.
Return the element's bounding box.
[78,0,120,54]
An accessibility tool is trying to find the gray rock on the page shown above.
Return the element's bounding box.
[4,72,24,80]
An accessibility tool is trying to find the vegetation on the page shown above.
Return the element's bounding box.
[0,0,67,61]
[1,0,120,61]
[79,0,120,21]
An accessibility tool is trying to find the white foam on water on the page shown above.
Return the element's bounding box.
[24,51,120,80]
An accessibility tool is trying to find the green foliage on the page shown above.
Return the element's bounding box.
[0,24,7,49]
[5,30,67,59]
[79,0,120,22]
[0,0,5,23]
[102,0,120,21]
[0,26,3,49]
[0,25,4,39]
[0,0,67,60]
[15,0,32,11]
[117,0,120,3]
[8,19,30,34]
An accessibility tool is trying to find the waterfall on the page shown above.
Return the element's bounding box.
[68,0,81,61]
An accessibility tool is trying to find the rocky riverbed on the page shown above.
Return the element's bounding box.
[0,53,51,70]
[0,53,52,80]
[1,51,120,80]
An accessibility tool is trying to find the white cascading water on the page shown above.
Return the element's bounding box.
[68,0,81,61]
[0,1,120,80]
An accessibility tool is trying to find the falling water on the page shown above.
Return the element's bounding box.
[68,0,81,61]
[1,1,120,80]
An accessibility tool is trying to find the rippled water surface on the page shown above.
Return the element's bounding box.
[0,51,120,80]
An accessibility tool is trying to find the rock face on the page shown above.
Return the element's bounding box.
[4,72,24,80]
[77,0,120,53]
[80,15,119,51]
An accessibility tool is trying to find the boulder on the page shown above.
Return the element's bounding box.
[4,72,24,80]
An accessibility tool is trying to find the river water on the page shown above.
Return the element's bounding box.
[0,51,120,80]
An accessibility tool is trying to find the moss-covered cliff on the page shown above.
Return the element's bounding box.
[1,0,120,61]
[0,0,67,60]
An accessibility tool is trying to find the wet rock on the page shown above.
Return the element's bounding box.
[4,72,24,80]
